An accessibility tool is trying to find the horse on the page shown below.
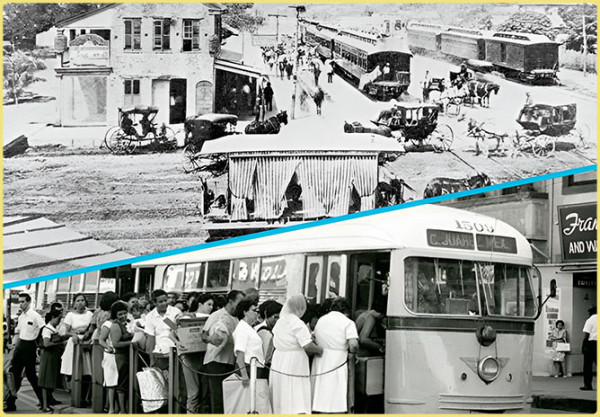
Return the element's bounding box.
[343,121,393,138]
[467,81,500,108]
[422,173,492,199]
[245,111,288,134]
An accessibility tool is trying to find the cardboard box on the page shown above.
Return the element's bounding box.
[355,356,384,396]
[176,317,208,354]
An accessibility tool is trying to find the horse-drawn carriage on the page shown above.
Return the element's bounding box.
[182,113,238,173]
[514,103,585,156]
[103,106,177,154]
[372,103,454,152]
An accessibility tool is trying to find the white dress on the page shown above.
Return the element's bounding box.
[270,314,313,414]
[60,310,94,376]
[101,320,118,387]
[311,311,359,412]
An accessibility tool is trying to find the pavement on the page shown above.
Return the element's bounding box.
[7,374,597,414]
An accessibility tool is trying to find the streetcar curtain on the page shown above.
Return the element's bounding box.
[297,156,353,218]
[351,156,377,211]
[254,157,298,220]
[229,157,258,221]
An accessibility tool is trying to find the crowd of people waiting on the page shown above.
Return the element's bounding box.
[4,289,386,414]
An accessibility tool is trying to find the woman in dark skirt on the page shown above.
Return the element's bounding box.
[39,310,66,413]
[110,301,134,413]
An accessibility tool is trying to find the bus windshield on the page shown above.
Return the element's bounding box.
[404,257,535,317]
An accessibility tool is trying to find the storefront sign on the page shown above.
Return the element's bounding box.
[558,203,597,262]
[70,34,109,67]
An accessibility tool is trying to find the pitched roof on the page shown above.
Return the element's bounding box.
[3,216,131,284]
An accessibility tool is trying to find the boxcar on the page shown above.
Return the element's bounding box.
[440,27,489,61]
[407,22,445,52]
[484,32,559,83]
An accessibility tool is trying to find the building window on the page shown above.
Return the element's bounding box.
[562,172,597,195]
[153,19,171,51]
[124,18,142,51]
[124,79,141,106]
[183,19,201,51]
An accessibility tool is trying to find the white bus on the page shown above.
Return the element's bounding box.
[133,204,540,413]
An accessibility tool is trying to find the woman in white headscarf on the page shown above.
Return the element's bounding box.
[270,294,323,414]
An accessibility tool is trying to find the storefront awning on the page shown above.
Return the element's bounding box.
[214,58,264,78]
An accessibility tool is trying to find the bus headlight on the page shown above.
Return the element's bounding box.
[477,356,500,383]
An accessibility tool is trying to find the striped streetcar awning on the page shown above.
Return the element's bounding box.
[214,58,265,78]
[3,216,131,285]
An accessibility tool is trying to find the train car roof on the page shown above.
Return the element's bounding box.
[488,32,557,45]
[335,34,412,56]
[407,21,446,33]
[305,25,336,40]
[132,205,533,267]
[442,27,492,39]
[198,127,403,154]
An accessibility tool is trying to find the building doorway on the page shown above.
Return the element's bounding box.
[170,78,187,123]
[195,80,214,115]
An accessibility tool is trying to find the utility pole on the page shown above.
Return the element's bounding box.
[289,5,306,120]
[582,4,587,77]
[268,13,286,44]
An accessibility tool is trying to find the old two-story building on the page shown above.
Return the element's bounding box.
[445,170,597,377]
[54,3,262,126]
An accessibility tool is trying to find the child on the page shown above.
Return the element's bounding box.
[38,310,66,413]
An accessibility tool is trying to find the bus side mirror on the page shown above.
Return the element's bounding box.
[549,279,557,298]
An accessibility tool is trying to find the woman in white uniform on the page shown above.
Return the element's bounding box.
[312,297,359,413]
[270,295,323,414]
[60,294,94,377]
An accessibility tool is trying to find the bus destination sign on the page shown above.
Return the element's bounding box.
[427,229,474,250]
[476,234,518,253]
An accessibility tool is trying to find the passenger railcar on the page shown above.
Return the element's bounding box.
[484,32,559,83]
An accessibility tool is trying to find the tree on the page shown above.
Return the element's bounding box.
[497,11,556,40]
[3,51,44,104]
[558,5,597,52]
[3,3,102,49]
[223,4,265,32]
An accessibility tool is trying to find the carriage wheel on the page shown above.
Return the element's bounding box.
[431,124,454,152]
[182,144,200,173]
[102,126,120,150]
[106,129,136,154]
[158,126,178,151]
[532,135,552,157]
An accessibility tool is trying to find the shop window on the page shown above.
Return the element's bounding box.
[183,19,201,51]
[153,19,171,51]
[124,18,142,51]
[562,173,596,195]
[124,79,140,107]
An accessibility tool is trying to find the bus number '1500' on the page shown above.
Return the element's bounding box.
[455,220,495,233]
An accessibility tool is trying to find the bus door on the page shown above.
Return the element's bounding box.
[348,252,390,315]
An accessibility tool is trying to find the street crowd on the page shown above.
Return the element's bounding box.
[4,289,387,414]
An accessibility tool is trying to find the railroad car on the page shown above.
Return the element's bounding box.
[406,22,445,52]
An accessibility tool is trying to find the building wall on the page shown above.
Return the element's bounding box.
[59,3,219,126]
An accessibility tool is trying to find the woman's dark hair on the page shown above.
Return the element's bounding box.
[235,297,258,320]
[99,291,121,312]
[301,303,321,325]
[110,301,129,320]
[45,309,63,323]
[321,298,335,316]
[122,292,138,303]
[556,320,565,327]
[73,293,88,307]
[259,300,283,320]
[330,297,351,316]
[213,295,226,310]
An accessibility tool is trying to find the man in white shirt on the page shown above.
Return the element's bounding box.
[145,289,181,369]
[4,293,45,412]
[581,306,597,391]
[202,290,245,414]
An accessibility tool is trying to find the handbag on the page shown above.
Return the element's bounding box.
[136,367,168,413]
[556,342,571,352]
[222,374,272,414]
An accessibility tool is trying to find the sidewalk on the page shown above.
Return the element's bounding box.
[532,375,597,413]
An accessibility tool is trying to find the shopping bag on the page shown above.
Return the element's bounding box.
[222,374,272,414]
[556,342,571,352]
[136,367,168,413]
